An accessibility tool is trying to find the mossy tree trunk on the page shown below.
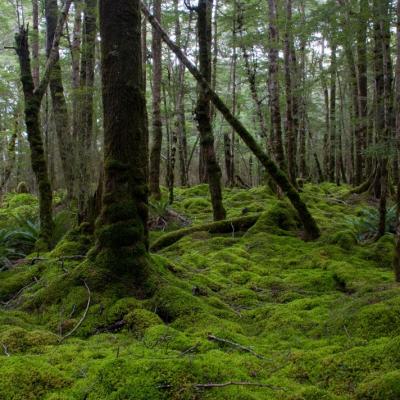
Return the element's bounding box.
[195,0,226,221]
[15,0,72,248]
[96,0,149,281]
[45,0,75,199]
[328,42,337,183]
[394,0,400,282]
[149,0,163,200]
[141,2,320,240]
[77,0,97,224]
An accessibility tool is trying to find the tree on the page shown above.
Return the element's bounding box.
[95,0,150,282]
[194,0,226,221]
[149,0,163,200]
[45,0,75,198]
[15,0,73,248]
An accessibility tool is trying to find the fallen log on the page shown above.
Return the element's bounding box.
[150,214,261,252]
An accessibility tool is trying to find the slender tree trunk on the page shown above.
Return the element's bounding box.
[149,0,163,199]
[284,0,296,185]
[46,0,75,199]
[71,0,82,146]
[394,0,400,282]
[14,0,72,247]
[238,3,269,145]
[195,0,226,221]
[268,0,285,170]
[16,30,54,248]
[329,42,337,183]
[141,2,320,240]
[95,0,150,282]
[77,0,97,223]
[31,0,40,89]
[374,0,391,238]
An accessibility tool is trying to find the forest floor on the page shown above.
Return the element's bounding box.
[0,183,398,400]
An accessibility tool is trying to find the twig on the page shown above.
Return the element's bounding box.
[159,381,286,391]
[1,343,10,357]
[59,280,91,342]
[207,334,266,360]
[180,342,200,356]
[194,381,286,390]
[0,278,39,307]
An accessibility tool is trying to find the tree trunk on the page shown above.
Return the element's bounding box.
[268,0,285,170]
[195,0,226,221]
[0,115,18,193]
[45,0,75,198]
[284,0,297,185]
[95,0,149,282]
[31,0,40,89]
[394,0,400,282]
[149,0,163,199]
[141,2,320,240]
[77,0,97,224]
[15,29,54,248]
[329,42,337,183]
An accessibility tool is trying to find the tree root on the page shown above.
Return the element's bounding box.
[150,214,261,252]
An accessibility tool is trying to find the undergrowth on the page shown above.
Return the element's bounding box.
[0,184,398,399]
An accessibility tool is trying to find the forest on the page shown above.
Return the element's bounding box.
[0,0,399,398]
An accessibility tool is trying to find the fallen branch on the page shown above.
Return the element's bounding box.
[59,280,91,342]
[207,334,266,360]
[150,214,261,252]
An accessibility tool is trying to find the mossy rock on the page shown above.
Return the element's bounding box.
[50,225,93,258]
[324,229,358,251]
[152,286,204,322]
[125,309,162,337]
[356,371,400,399]
[0,358,70,399]
[368,234,395,268]
[181,197,212,213]
[247,201,299,235]
[355,298,400,339]
[0,327,58,353]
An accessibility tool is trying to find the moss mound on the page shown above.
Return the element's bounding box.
[0,184,399,399]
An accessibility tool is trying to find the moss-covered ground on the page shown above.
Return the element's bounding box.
[0,184,398,399]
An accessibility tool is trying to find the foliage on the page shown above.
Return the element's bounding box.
[346,205,397,242]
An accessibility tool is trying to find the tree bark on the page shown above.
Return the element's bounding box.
[14,0,72,247]
[141,2,320,240]
[268,0,285,170]
[195,0,226,221]
[284,0,297,185]
[149,0,163,200]
[394,0,400,282]
[31,0,40,89]
[95,0,149,281]
[77,0,97,223]
[45,0,75,199]
[329,42,337,183]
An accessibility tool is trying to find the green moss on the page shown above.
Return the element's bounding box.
[247,201,299,235]
[125,309,162,337]
[181,197,212,213]
[324,230,358,251]
[0,358,70,399]
[356,371,400,399]
[152,286,205,322]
